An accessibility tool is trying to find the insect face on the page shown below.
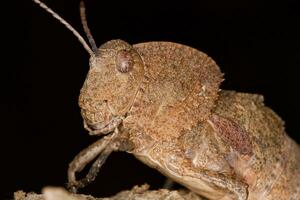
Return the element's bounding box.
[79,40,145,135]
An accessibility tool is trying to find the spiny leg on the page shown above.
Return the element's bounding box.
[71,143,115,191]
[70,128,135,191]
[67,131,118,192]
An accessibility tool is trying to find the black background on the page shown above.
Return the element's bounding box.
[2,0,300,199]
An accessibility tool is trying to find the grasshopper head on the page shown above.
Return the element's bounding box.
[79,40,145,134]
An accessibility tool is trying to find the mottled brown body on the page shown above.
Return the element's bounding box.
[75,40,300,199]
[32,1,300,199]
[132,90,300,200]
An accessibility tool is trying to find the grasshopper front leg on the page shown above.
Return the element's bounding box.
[67,128,134,192]
[67,131,118,192]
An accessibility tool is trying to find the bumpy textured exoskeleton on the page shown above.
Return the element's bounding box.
[68,40,222,190]
[32,1,300,199]
[67,40,300,200]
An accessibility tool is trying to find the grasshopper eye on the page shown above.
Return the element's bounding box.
[116,50,134,73]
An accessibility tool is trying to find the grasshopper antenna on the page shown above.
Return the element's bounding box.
[32,0,94,56]
[79,1,98,53]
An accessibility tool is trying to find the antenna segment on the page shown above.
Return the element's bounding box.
[80,1,98,53]
[32,0,94,56]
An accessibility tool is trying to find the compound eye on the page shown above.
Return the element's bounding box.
[116,50,134,73]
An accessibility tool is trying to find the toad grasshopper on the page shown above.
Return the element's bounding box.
[32,1,300,199]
